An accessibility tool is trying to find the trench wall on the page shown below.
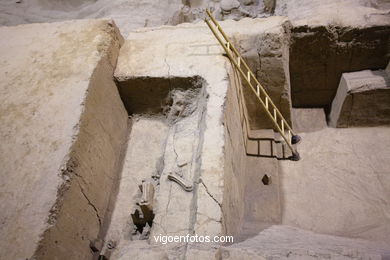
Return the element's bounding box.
[223,64,282,241]
[290,25,390,108]
[0,19,128,260]
[33,24,128,260]
[223,66,248,238]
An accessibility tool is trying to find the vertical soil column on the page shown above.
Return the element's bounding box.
[32,22,128,260]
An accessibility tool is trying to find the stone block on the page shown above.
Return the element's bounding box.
[329,68,390,127]
[275,0,390,107]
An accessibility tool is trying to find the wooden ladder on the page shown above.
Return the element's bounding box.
[205,10,301,161]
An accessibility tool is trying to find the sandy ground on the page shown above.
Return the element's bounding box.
[1,0,388,37]
[280,110,390,245]
[275,0,390,27]
[104,117,169,254]
[0,0,182,35]
[221,225,390,259]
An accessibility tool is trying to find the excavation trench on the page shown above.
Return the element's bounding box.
[222,22,390,245]
[61,20,390,259]
[101,76,208,258]
[1,9,390,260]
[101,23,390,256]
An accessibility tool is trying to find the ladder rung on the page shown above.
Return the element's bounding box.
[204,9,299,159]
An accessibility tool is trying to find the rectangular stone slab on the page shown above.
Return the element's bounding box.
[275,0,390,108]
[329,68,390,127]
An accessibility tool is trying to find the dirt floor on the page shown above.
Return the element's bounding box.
[281,109,390,245]
[1,1,390,259]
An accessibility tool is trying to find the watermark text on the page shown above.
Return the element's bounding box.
[153,234,233,245]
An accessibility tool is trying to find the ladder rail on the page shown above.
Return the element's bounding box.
[230,44,292,160]
[206,10,295,136]
[205,10,298,156]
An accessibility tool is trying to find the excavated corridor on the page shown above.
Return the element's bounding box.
[1,1,390,259]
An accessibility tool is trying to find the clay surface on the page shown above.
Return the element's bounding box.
[219,225,390,259]
[0,19,127,260]
[292,108,327,133]
[105,19,229,259]
[276,0,390,107]
[280,123,390,245]
[0,0,275,35]
[230,17,293,128]
[1,1,390,259]
[224,66,282,242]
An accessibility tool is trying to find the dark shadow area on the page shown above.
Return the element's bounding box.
[262,174,271,185]
[246,136,292,160]
[115,76,204,115]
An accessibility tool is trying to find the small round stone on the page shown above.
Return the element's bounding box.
[220,0,240,11]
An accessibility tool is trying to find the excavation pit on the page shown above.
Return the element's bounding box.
[103,76,209,257]
[1,7,390,259]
